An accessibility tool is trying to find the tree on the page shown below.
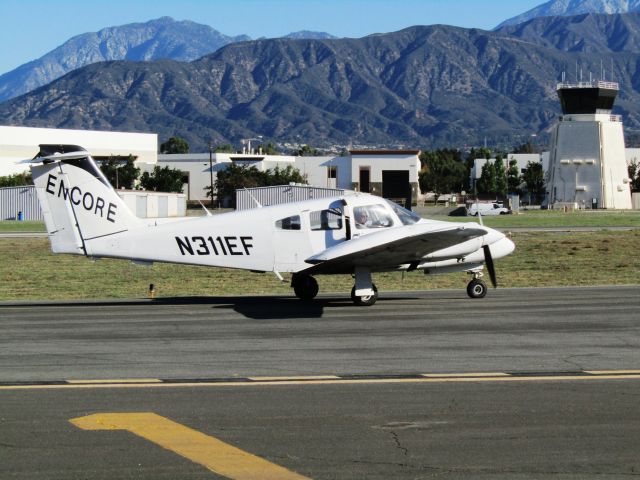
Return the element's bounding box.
[210,163,307,208]
[507,159,521,194]
[296,144,320,156]
[629,162,640,192]
[99,155,140,189]
[494,156,507,198]
[419,149,467,202]
[263,142,280,155]
[522,161,545,204]
[160,136,189,154]
[213,144,235,153]
[476,161,497,196]
[0,171,32,187]
[268,165,306,186]
[513,141,538,154]
[140,166,185,193]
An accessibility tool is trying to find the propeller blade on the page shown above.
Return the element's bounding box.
[483,245,497,288]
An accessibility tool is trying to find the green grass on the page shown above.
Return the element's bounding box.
[0,220,46,232]
[2,231,640,301]
[426,210,640,228]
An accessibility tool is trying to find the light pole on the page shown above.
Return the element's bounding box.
[208,143,214,207]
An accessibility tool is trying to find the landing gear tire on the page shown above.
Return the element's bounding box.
[292,274,319,301]
[467,279,487,299]
[351,284,378,306]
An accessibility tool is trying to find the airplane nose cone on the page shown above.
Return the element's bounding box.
[491,236,515,259]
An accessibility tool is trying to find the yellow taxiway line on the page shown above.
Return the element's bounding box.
[71,413,309,480]
[2,371,640,390]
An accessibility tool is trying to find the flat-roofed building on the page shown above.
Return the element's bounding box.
[0,125,157,176]
[157,149,421,208]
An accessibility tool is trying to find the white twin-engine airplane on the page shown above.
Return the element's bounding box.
[30,144,515,306]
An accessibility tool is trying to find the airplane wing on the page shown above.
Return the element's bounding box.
[301,223,487,275]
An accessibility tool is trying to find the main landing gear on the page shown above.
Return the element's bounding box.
[291,274,319,301]
[466,272,488,299]
[291,273,379,306]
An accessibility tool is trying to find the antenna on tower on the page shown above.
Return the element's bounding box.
[601,59,604,81]
[611,59,614,82]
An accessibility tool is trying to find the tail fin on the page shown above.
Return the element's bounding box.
[31,144,140,255]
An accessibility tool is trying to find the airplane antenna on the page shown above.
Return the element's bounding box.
[198,200,213,216]
[243,187,263,208]
[474,197,484,227]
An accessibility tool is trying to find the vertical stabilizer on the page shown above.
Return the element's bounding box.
[31,145,141,255]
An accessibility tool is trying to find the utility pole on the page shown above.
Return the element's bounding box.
[208,143,214,207]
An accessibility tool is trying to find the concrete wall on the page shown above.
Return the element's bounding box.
[118,190,186,218]
[547,115,631,209]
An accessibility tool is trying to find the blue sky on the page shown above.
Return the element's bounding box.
[0,0,543,75]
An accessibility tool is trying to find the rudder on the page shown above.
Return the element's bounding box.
[31,145,140,256]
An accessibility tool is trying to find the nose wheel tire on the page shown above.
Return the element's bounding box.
[351,284,378,306]
[292,275,319,301]
[467,279,487,299]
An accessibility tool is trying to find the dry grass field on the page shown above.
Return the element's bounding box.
[1,230,639,301]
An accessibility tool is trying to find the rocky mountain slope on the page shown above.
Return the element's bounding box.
[2,17,640,150]
[497,11,640,52]
[0,17,335,102]
[497,0,640,28]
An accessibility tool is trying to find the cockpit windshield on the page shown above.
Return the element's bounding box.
[353,204,394,229]
[384,199,422,225]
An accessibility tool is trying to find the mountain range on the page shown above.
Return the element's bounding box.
[3,3,640,151]
[0,17,334,102]
[5,12,640,151]
[497,0,640,28]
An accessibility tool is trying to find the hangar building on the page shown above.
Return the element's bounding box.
[156,149,421,207]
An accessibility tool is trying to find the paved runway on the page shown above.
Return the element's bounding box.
[1,285,639,382]
[2,286,640,478]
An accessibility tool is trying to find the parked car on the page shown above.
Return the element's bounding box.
[467,202,510,216]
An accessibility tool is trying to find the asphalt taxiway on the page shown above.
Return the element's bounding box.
[1,285,640,479]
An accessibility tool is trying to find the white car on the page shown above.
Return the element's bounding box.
[468,203,510,216]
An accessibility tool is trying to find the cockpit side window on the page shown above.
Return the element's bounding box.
[310,208,343,231]
[353,204,394,229]
[275,215,301,230]
[384,199,421,225]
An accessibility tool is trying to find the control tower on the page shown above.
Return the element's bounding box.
[546,80,632,209]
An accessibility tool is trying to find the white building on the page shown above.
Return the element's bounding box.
[156,149,421,206]
[0,125,157,176]
[546,81,632,210]
[0,126,420,207]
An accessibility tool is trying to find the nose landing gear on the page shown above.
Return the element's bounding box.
[466,271,487,299]
[351,284,378,306]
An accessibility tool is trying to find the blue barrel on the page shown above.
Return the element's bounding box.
[17,211,24,221]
